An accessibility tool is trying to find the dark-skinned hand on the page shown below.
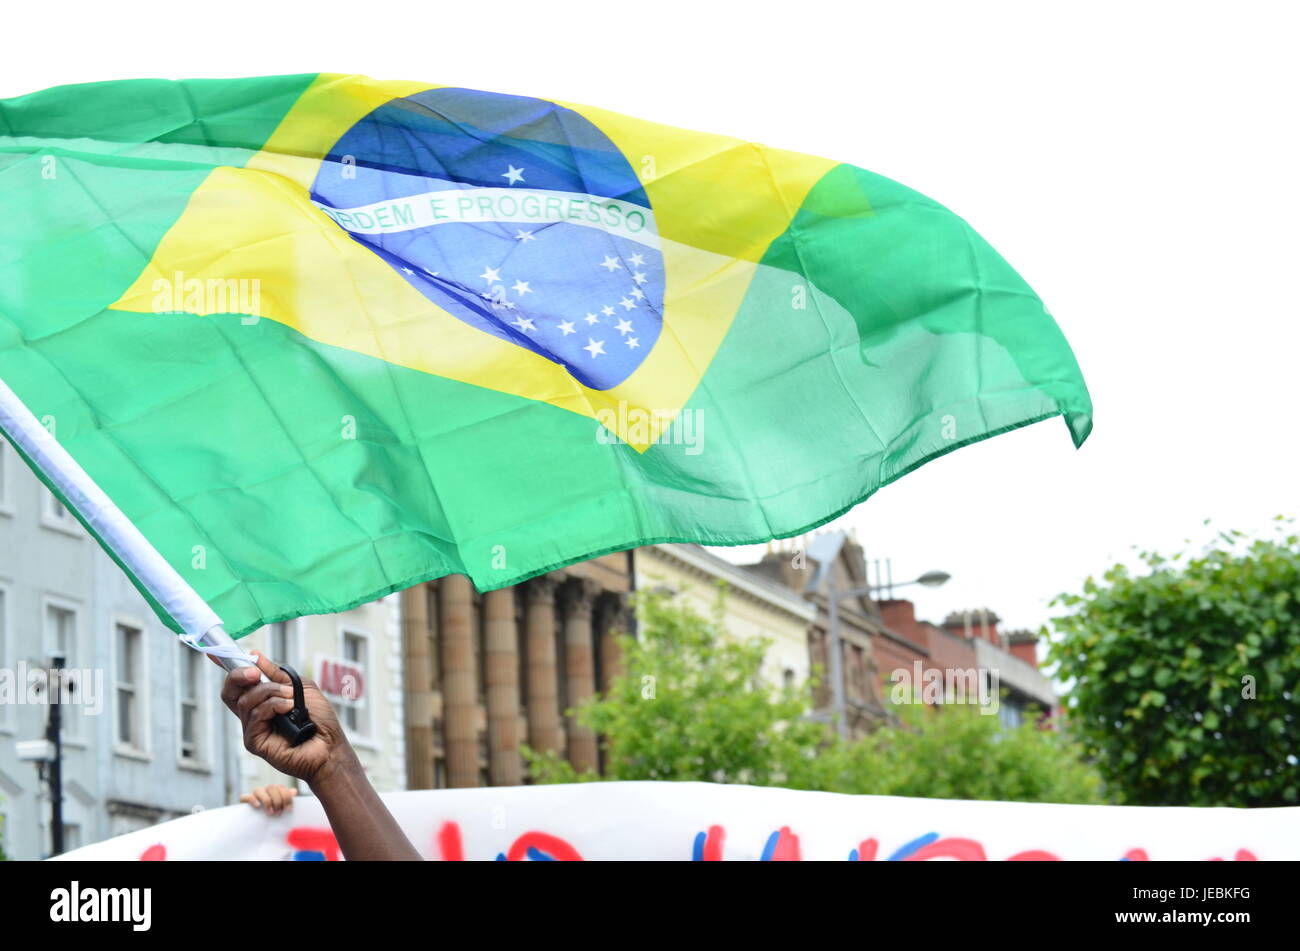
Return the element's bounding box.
[212,650,351,787]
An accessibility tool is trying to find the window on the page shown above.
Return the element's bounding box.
[44,603,79,738]
[178,644,205,765]
[46,604,76,665]
[267,621,296,668]
[999,701,1024,730]
[41,488,79,533]
[115,622,145,751]
[341,630,370,737]
[61,824,81,853]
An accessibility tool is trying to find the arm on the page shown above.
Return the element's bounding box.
[217,650,422,861]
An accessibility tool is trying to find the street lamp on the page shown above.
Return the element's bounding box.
[826,570,950,737]
[22,652,70,856]
[915,570,952,589]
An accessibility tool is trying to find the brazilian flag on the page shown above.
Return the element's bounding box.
[0,74,1091,637]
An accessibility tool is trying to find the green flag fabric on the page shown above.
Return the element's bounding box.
[0,74,1091,637]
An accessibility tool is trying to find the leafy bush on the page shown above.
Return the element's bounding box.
[1049,520,1300,806]
[797,700,1105,804]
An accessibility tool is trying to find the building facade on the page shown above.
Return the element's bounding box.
[0,443,405,859]
[0,442,236,859]
[401,553,632,789]
[744,533,891,738]
[401,544,825,789]
[941,611,1057,727]
[636,543,814,692]
[878,599,1059,724]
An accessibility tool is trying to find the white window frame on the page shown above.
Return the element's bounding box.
[42,594,81,664]
[41,595,84,745]
[337,624,374,748]
[40,487,82,536]
[176,640,212,771]
[112,614,151,759]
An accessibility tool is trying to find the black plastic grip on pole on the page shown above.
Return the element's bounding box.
[270,664,317,747]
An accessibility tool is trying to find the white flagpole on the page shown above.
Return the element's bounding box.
[0,375,254,672]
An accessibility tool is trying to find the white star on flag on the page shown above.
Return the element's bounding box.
[480,266,502,284]
[628,253,645,267]
[601,305,616,317]
[502,165,526,185]
[619,297,637,310]
[511,315,536,332]
[625,337,640,349]
[558,320,576,335]
[515,230,535,242]
[632,271,647,285]
[614,318,634,335]
[630,288,645,300]
[585,312,600,325]
[584,337,606,358]
[512,280,532,296]
[599,255,623,272]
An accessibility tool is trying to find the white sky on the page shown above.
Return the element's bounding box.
[5,1,1297,633]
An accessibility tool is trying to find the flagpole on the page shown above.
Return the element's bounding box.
[0,375,254,672]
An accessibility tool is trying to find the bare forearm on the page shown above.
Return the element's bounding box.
[309,748,422,861]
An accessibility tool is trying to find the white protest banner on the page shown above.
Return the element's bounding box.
[50,781,1295,861]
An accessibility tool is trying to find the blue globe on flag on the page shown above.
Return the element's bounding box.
[311,87,665,391]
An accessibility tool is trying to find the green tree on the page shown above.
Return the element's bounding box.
[1049,520,1300,807]
[528,586,1104,804]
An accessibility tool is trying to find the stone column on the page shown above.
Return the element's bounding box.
[401,583,435,789]
[560,579,600,774]
[597,592,629,693]
[483,587,522,785]
[440,574,478,788]
[524,575,562,755]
